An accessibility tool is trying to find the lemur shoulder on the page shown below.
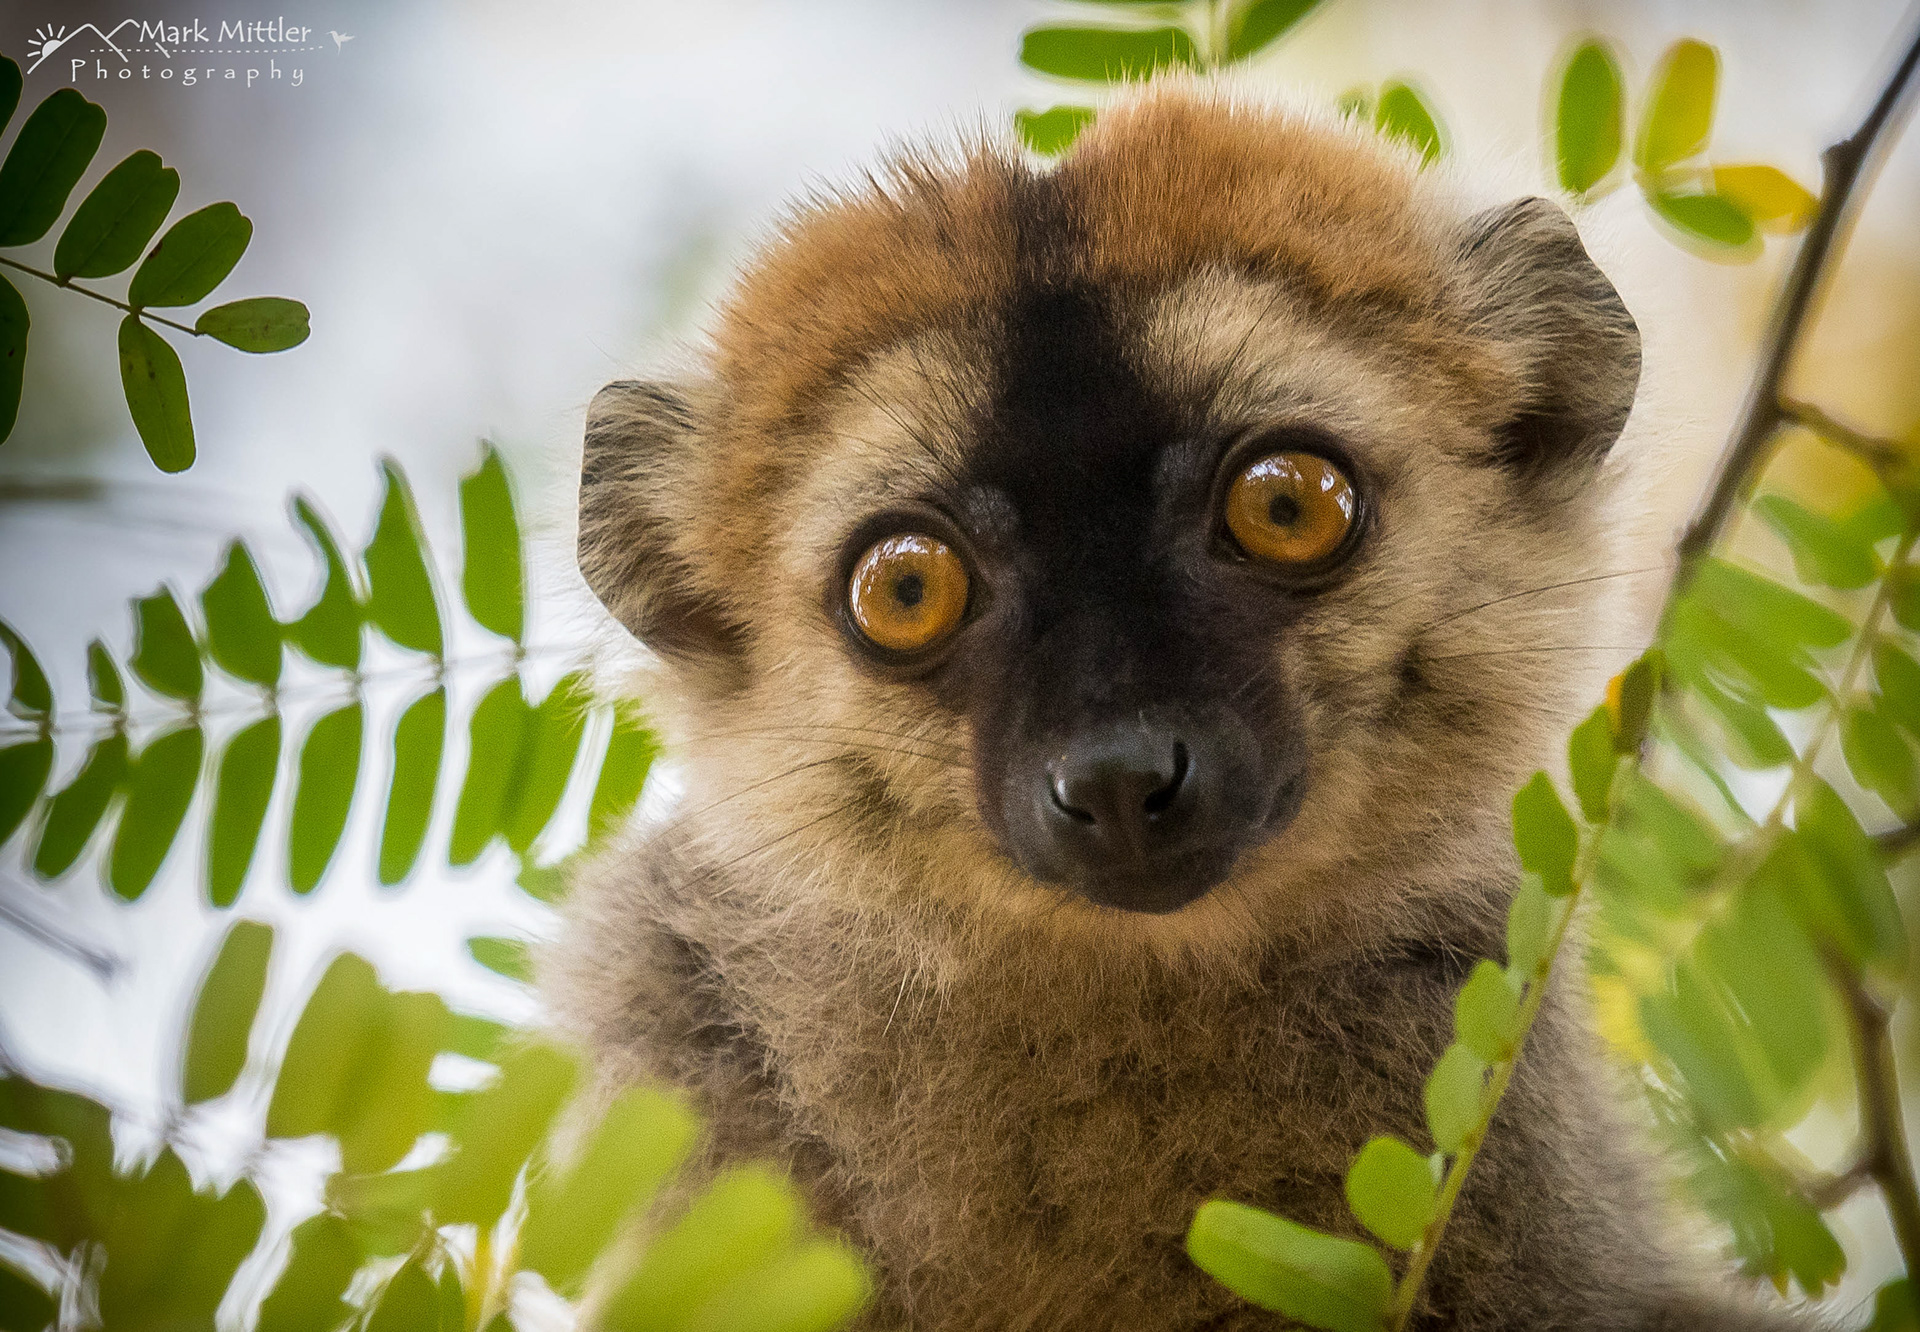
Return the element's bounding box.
[552,84,1808,1330]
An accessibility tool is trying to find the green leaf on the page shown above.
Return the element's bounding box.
[1228,0,1322,60]
[363,460,444,656]
[1504,873,1554,979]
[366,1257,439,1332]
[194,297,310,352]
[32,731,128,877]
[201,540,282,687]
[0,89,107,246]
[182,919,274,1103]
[1423,1043,1486,1154]
[686,1239,874,1332]
[379,686,445,885]
[0,736,53,849]
[118,315,195,472]
[1609,650,1661,753]
[288,496,363,670]
[1871,1280,1920,1332]
[0,1262,55,1332]
[1893,566,1920,636]
[0,272,26,444]
[95,1150,266,1331]
[53,150,181,280]
[1843,704,1918,815]
[257,1212,362,1332]
[129,586,203,700]
[1344,1136,1436,1251]
[1712,164,1817,233]
[336,989,449,1174]
[1335,87,1372,121]
[1648,190,1756,251]
[1556,40,1624,195]
[437,1263,465,1332]
[1511,772,1578,896]
[603,1164,809,1331]
[267,953,384,1139]
[589,708,659,842]
[0,622,50,716]
[1185,1199,1391,1332]
[1566,706,1616,822]
[1755,493,1878,588]
[1875,642,1920,740]
[1015,105,1096,157]
[109,725,203,900]
[1375,81,1442,165]
[433,1042,579,1227]
[1454,960,1520,1063]
[289,702,363,893]
[1640,959,1767,1132]
[127,201,253,308]
[1693,882,1828,1096]
[326,1165,437,1256]
[206,715,280,906]
[460,444,524,643]
[88,639,125,710]
[1690,559,1851,650]
[1018,26,1198,83]
[1636,38,1718,171]
[467,935,531,982]
[449,675,532,865]
[0,57,21,135]
[1788,779,1906,975]
[505,672,590,853]
[1667,596,1824,710]
[520,1084,700,1296]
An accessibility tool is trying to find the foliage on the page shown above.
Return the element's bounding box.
[0,446,654,931]
[1552,37,1817,256]
[0,926,872,1329]
[0,51,310,470]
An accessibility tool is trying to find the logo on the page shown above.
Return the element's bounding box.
[24,18,349,89]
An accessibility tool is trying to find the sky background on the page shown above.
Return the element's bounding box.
[1,0,1917,1324]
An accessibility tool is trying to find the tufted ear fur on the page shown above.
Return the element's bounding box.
[1459,197,1641,481]
[578,379,746,664]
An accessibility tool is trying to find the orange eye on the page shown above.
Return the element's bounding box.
[847,533,970,653]
[1223,452,1357,567]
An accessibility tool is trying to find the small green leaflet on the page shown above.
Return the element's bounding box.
[1185,1199,1391,1332]
[196,297,311,352]
[1344,1135,1437,1251]
[127,201,253,309]
[0,89,107,246]
[1556,40,1623,196]
[54,149,181,280]
[119,316,196,472]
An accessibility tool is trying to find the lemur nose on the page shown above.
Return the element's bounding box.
[1044,727,1195,866]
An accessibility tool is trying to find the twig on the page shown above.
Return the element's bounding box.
[1831,957,1920,1278]
[1670,21,1920,582]
[1780,397,1909,470]
[0,256,201,338]
[1874,820,1920,861]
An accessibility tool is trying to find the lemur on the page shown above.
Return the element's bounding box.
[552,84,1807,1330]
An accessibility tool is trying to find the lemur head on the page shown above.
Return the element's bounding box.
[579,87,1639,952]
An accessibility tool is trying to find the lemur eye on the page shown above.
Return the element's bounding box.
[1223,452,1357,567]
[848,533,970,653]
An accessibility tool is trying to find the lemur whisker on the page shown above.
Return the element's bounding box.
[1416,645,1645,664]
[690,798,867,891]
[674,722,966,758]
[1412,566,1667,636]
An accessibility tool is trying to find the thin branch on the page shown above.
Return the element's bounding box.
[1802,1154,1876,1211]
[1874,819,1920,861]
[1832,957,1920,1278]
[1670,20,1920,582]
[0,256,201,338]
[1781,397,1909,469]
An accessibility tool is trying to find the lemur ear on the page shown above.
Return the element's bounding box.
[578,379,746,664]
[1459,197,1641,479]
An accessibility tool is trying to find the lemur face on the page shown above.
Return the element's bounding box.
[578,88,1640,941]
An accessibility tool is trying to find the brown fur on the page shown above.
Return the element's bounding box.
[553,85,1809,1329]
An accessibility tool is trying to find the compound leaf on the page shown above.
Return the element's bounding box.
[288,701,362,893]
[1556,40,1624,195]
[182,919,274,1104]
[205,715,280,907]
[54,149,180,279]
[127,201,253,308]
[201,540,282,687]
[459,444,523,643]
[109,725,203,900]
[1185,1199,1391,1332]
[194,297,310,352]
[118,315,195,472]
[0,88,106,246]
[363,460,443,657]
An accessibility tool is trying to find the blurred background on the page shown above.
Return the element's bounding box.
[1,0,1917,1324]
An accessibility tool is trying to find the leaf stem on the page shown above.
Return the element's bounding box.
[1779,397,1908,470]
[1669,17,1920,590]
[1832,957,1920,1278]
[0,255,201,338]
